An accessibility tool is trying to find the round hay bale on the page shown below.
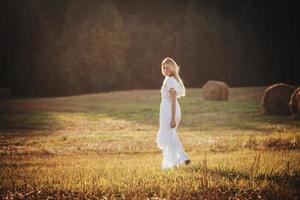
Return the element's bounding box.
[289,87,300,119]
[202,80,229,101]
[262,83,295,115]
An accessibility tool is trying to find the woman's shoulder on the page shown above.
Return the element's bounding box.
[165,76,180,90]
[166,76,177,82]
[167,76,179,85]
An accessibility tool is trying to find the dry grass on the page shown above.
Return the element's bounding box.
[0,87,299,199]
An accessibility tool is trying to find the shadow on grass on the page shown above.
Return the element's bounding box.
[0,93,300,135]
[184,165,300,188]
[0,162,57,168]
[0,111,63,133]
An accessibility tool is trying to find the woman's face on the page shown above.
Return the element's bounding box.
[162,64,172,76]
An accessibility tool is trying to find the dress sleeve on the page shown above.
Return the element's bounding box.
[166,77,179,94]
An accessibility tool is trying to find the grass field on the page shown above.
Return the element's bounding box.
[0,87,299,199]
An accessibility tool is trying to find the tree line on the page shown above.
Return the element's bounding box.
[0,0,297,97]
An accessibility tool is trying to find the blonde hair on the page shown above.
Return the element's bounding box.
[161,57,186,97]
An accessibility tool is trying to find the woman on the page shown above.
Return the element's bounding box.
[156,57,191,169]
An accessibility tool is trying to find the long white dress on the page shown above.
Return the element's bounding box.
[156,76,189,169]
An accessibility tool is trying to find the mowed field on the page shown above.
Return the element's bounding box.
[0,87,299,199]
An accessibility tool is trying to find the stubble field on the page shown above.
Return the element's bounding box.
[0,87,299,199]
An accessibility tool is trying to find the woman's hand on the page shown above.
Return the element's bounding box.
[171,119,176,128]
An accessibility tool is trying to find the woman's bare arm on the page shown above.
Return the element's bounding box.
[170,88,177,128]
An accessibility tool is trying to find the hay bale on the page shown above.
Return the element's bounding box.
[262,83,295,115]
[0,87,12,99]
[288,87,300,119]
[202,80,229,101]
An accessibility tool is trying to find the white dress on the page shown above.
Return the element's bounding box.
[156,76,189,169]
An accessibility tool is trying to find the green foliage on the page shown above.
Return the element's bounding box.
[13,0,244,97]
